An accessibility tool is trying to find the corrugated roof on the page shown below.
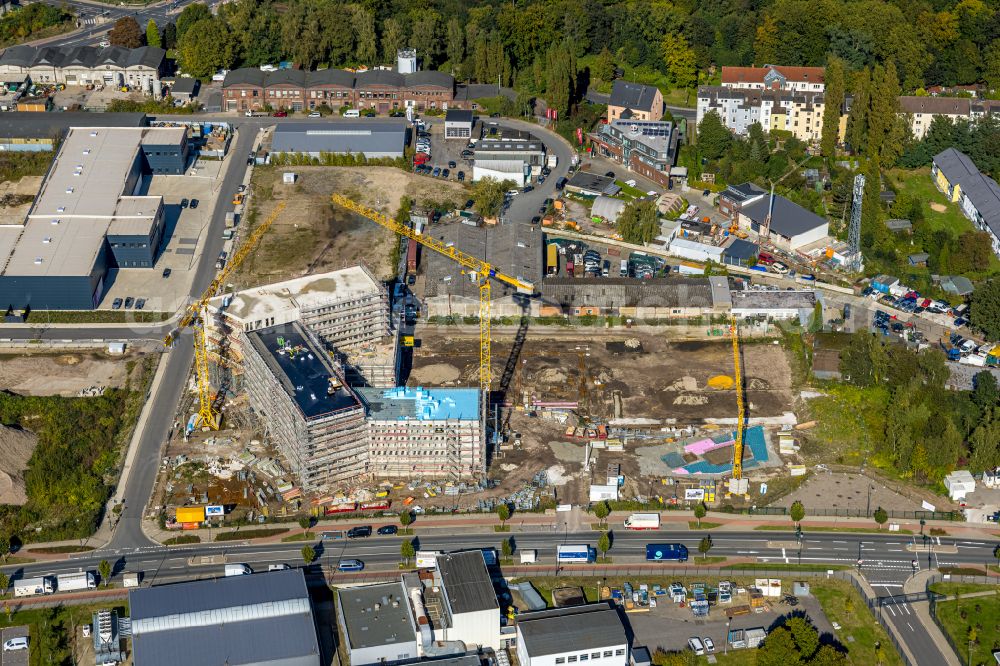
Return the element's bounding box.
[271,121,406,156]
[934,148,1000,239]
[130,570,321,666]
[438,551,498,614]
[0,112,147,139]
[517,604,627,657]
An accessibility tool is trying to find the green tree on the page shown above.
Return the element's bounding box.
[301,545,316,564]
[163,22,177,50]
[873,506,888,529]
[840,332,889,386]
[698,535,713,561]
[696,111,732,160]
[381,18,406,65]
[790,500,805,526]
[593,500,610,527]
[98,559,111,587]
[400,538,415,565]
[992,544,1000,569]
[593,46,614,82]
[446,17,464,72]
[496,502,511,528]
[145,19,161,49]
[693,502,706,528]
[661,33,697,89]
[351,5,377,66]
[109,16,143,48]
[597,531,611,560]
[298,516,312,530]
[399,510,413,529]
[756,626,803,666]
[861,154,886,249]
[472,177,514,218]
[177,17,233,78]
[501,537,513,560]
[974,371,1000,412]
[971,279,1000,341]
[411,12,442,67]
[0,535,8,562]
[175,2,211,40]
[0,573,8,595]
[821,58,846,157]
[616,199,660,245]
[786,616,820,659]
[753,15,780,66]
[848,68,872,153]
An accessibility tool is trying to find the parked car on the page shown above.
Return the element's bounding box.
[770,261,789,274]
[703,638,715,653]
[954,317,969,327]
[162,268,171,278]
[272,110,287,117]
[702,189,711,197]
[190,198,199,209]
[98,40,110,48]
[3,637,28,652]
[124,296,134,309]
[377,525,398,535]
[555,177,568,189]
[308,111,321,117]
[448,160,457,169]
[338,559,365,572]
[135,298,146,310]
[604,171,616,178]
[523,185,534,193]
[461,150,474,158]
[687,638,705,656]
[180,198,189,208]
[268,564,291,571]
[432,167,441,177]
[531,216,541,225]
[538,175,545,184]
[112,298,123,310]
[757,252,775,265]
[442,168,450,178]
[347,526,372,538]
[457,171,465,181]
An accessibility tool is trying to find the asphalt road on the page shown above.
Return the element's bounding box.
[36,0,201,48]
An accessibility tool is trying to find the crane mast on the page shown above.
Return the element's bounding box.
[728,315,749,496]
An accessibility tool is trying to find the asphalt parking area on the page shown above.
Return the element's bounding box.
[0,626,30,666]
[425,121,473,183]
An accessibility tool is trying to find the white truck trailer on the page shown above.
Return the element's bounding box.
[624,513,661,530]
[14,576,54,598]
[56,571,97,592]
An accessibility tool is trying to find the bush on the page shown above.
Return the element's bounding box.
[164,534,201,545]
[214,528,289,541]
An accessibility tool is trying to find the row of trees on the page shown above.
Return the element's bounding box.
[900,116,1000,180]
[0,3,72,46]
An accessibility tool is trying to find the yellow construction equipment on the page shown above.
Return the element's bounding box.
[330,193,533,398]
[728,314,748,496]
[166,201,287,430]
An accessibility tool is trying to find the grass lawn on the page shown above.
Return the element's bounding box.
[614,180,648,199]
[754,525,913,535]
[281,531,316,543]
[813,579,904,666]
[163,534,201,545]
[931,588,1000,666]
[26,310,170,324]
[929,582,1000,597]
[689,521,722,529]
[27,545,94,554]
[887,168,974,236]
[215,527,289,541]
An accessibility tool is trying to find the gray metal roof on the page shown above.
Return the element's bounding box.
[723,238,759,260]
[609,80,659,112]
[170,77,199,95]
[721,182,766,204]
[271,121,406,156]
[446,109,474,124]
[0,45,164,69]
[566,172,619,196]
[539,277,718,309]
[438,551,498,614]
[338,582,416,650]
[934,148,1000,238]
[517,604,627,657]
[130,569,321,666]
[739,194,827,238]
[0,112,147,139]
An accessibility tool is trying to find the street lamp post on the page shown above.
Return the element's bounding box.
[919,518,926,536]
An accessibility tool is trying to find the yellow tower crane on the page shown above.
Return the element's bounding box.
[330,194,534,399]
[727,314,749,496]
[165,201,287,431]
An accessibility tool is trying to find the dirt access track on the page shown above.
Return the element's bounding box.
[233,165,470,285]
[410,329,794,423]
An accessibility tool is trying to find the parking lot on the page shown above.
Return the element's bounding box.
[416,119,474,184]
[548,238,672,280]
[0,626,29,666]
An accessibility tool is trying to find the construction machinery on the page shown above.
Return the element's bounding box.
[330,194,534,401]
[727,314,749,496]
[165,201,287,431]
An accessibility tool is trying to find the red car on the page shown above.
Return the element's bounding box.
[757,252,775,265]
[272,110,288,117]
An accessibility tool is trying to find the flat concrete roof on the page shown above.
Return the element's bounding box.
[208,267,382,323]
[338,582,415,650]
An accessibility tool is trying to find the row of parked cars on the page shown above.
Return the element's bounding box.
[111,296,145,310]
[861,286,969,327]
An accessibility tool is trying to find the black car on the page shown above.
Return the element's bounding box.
[124,296,135,309]
[457,171,465,181]
[190,199,199,209]
[112,298,123,310]
[377,525,398,535]
[531,216,541,225]
[442,168,450,178]
[555,177,567,190]
[448,160,457,169]
[539,205,547,214]
[523,185,534,193]
[180,198,189,208]
[347,526,372,538]
[135,298,146,310]
[407,274,416,285]
[605,171,615,178]
[464,199,474,209]
[461,150,474,158]
[162,268,171,278]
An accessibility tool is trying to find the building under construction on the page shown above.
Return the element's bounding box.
[205,265,397,389]
[242,321,370,492]
[357,387,483,480]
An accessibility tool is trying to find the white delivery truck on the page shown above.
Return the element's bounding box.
[56,571,97,592]
[624,513,661,530]
[123,572,142,588]
[519,549,538,564]
[225,564,253,576]
[14,576,54,598]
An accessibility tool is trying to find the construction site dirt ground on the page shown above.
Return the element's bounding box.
[408,329,795,505]
[232,165,470,286]
[0,351,138,397]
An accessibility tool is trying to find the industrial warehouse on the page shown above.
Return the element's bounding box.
[0,125,188,310]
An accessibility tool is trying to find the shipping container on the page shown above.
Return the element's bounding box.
[547,243,559,276]
[56,571,96,592]
[324,503,357,515]
[406,239,418,274]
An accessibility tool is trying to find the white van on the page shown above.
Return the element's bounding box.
[224,564,253,576]
[343,109,360,118]
[620,259,628,277]
[687,638,705,656]
[268,564,291,571]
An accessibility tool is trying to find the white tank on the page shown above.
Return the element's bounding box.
[397,49,418,74]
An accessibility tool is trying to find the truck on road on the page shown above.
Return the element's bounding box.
[646,543,689,562]
[57,571,97,592]
[557,544,594,563]
[14,576,54,598]
[225,564,253,576]
[624,513,660,530]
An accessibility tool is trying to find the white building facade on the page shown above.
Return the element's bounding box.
[516,605,629,666]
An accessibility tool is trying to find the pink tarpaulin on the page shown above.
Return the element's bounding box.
[684,437,735,455]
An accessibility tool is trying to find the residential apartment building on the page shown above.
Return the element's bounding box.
[222,68,463,113]
[205,266,395,388]
[588,118,678,187]
[241,322,369,493]
[607,80,664,122]
[898,96,1000,139]
[720,65,825,92]
[516,604,629,666]
[932,148,1000,257]
[696,87,830,142]
[0,45,165,92]
[357,387,483,481]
